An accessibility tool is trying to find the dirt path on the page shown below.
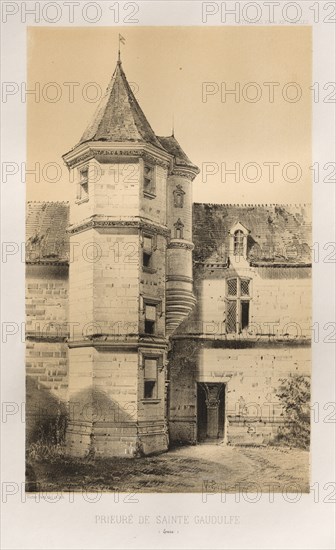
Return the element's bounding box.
[30,445,309,494]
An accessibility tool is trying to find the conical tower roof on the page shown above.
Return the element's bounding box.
[157,135,199,173]
[79,61,164,150]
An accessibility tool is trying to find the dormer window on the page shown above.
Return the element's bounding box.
[173,184,185,208]
[77,167,89,201]
[174,219,184,239]
[234,230,244,256]
[229,222,249,260]
[143,164,156,197]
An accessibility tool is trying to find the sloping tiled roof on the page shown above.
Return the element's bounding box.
[79,61,163,150]
[26,202,69,264]
[193,204,312,266]
[157,135,199,172]
[25,202,311,266]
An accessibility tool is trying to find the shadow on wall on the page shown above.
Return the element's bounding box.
[67,386,137,425]
[66,387,141,458]
[26,375,68,448]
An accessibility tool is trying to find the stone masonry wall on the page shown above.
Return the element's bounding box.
[198,267,311,339]
[26,264,69,444]
[198,345,310,445]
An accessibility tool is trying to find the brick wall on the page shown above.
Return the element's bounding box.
[26,264,68,399]
[26,264,69,444]
[26,265,68,338]
[26,341,68,400]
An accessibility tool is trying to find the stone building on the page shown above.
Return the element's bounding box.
[26,60,311,456]
[169,204,311,446]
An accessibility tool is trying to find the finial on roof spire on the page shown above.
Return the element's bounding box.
[118,33,126,63]
[172,113,175,137]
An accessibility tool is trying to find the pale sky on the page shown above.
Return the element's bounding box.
[27,26,311,204]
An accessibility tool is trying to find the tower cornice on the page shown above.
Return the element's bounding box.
[67,215,171,237]
[62,141,172,170]
[169,167,199,181]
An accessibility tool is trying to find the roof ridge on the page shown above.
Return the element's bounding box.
[193,202,311,207]
[27,201,70,204]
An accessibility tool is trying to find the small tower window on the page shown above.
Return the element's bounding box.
[143,235,153,269]
[78,167,89,201]
[234,230,244,256]
[143,358,158,399]
[144,303,157,335]
[173,184,185,208]
[174,218,184,239]
[143,164,156,197]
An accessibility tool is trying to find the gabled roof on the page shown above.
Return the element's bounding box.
[79,61,163,150]
[193,204,312,266]
[26,202,69,264]
[157,135,199,172]
[229,221,250,235]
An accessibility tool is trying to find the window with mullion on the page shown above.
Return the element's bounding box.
[226,277,251,333]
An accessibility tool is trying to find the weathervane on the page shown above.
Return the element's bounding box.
[118,33,126,63]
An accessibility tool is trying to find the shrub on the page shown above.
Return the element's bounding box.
[27,405,68,461]
[275,374,310,450]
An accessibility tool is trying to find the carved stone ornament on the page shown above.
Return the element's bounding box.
[66,148,169,170]
[67,217,171,237]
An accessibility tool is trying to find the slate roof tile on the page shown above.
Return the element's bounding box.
[26,202,69,263]
[79,62,163,150]
[193,203,312,266]
[157,135,199,172]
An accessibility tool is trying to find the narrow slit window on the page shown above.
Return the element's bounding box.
[241,301,249,330]
[174,219,184,239]
[78,167,89,200]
